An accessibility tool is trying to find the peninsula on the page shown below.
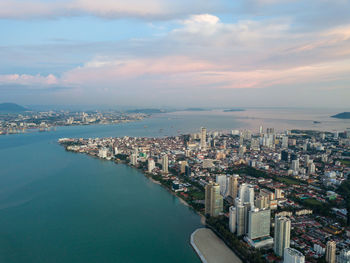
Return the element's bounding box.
[331,112,350,119]
[59,127,350,263]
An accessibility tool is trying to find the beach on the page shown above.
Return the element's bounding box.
[191,228,242,263]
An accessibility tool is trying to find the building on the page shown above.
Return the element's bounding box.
[205,182,223,217]
[248,208,271,240]
[283,248,305,263]
[226,174,239,199]
[148,158,155,173]
[275,188,283,199]
[162,154,168,173]
[274,216,291,257]
[282,136,289,149]
[180,161,187,174]
[216,174,227,196]
[200,127,207,150]
[326,240,336,263]
[236,199,246,236]
[229,206,236,233]
[98,148,108,158]
[308,162,315,175]
[239,183,255,206]
[255,195,270,209]
[291,159,299,172]
[337,249,350,263]
[130,153,138,166]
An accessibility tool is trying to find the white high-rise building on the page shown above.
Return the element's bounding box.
[130,153,138,166]
[238,184,255,206]
[200,127,207,150]
[291,159,299,172]
[229,206,236,233]
[98,148,108,158]
[274,216,291,257]
[216,174,227,196]
[284,248,305,263]
[248,208,271,240]
[337,249,350,263]
[281,136,289,149]
[236,199,246,236]
[162,155,168,173]
[148,158,155,173]
[308,162,315,175]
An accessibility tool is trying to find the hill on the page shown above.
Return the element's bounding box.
[331,112,350,119]
[0,103,28,112]
[126,108,165,114]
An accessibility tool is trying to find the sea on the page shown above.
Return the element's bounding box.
[0,108,349,263]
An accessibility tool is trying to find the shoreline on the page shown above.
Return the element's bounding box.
[190,228,242,263]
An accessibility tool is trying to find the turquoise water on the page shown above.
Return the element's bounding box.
[0,113,248,263]
[0,109,348,262]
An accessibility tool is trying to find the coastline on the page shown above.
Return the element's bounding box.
[190,228,242,263]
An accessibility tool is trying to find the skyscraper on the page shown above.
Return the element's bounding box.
[284,248,305,263]
[162,154,168,173]
[248,208,271,240]
[148,158,155,173]
[238,183,255,206]
[229,206,236,233]
[205,182,223,217]
[200,127,207,150]
[216,174,227,196]
[226,174,239,199]
[274,216,291,257]
[326,240,336,263]
[236,199,246,236]
[130,153,138,166]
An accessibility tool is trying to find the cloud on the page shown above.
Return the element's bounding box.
[0,0,224,20]
[0,74,59,87]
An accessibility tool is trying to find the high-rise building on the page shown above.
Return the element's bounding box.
[275,188,283,199]
[238,183,255,206]
[148,158,155,173]
[248,208,271,240]
[337,249,350,263]
[281,150,289,162]
[281,136,289,149]
[274,216,291,257]
[226,174,239,199]
[180,160,187,174]
[236,199,246,236]
[200,127,207,150]
[308,162,315,175]
[130,153,138,166]
[162,154,168,173]
[291,159,299,172]
[205,182,223,217]
[216,174,227,196]
[255,195,270,209]
[229,206,236,233]
[185,165,191,177]
[283,248,305,263]
[326,240,336,263]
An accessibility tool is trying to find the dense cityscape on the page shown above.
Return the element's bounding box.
[0,110,148,135]
[59,126,350,263]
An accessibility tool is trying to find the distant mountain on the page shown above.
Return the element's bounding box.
[126,108,165,114]
[223,108,245,112]
[331,112,350,119]
[0,103,28,112]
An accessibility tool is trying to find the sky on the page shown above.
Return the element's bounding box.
[0,0,349,108]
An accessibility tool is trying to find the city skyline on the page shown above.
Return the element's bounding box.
[1,0,350,107]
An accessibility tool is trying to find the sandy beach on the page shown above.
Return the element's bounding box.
[191,228,242,263]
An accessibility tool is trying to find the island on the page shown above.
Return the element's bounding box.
[331,112,350,119]
[223,109,245,112]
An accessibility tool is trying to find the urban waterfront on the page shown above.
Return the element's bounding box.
[0,109,349,263]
